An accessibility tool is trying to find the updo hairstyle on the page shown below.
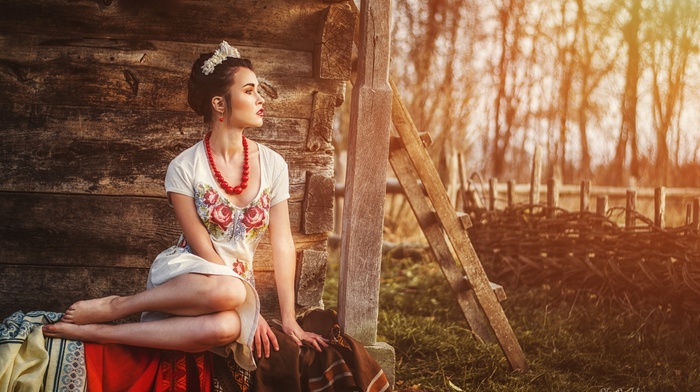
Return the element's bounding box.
[187,54,254,123]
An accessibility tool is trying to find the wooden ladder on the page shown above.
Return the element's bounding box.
[388,79,528,372]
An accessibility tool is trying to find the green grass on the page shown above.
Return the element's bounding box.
[323,248,700,392]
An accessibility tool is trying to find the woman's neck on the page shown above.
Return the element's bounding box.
[207,127,245,162]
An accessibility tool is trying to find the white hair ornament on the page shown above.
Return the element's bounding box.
[201,41,241,75]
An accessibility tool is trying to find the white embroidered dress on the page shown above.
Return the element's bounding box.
[141,139,289,371]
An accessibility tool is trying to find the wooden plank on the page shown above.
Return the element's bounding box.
[0,0,328,51]
[0,192,325,270]
[315,3,356,80]
[390,78,527,371]
[0,265,283,321]
[389,139,497,343]
[301,173,335,235]
[338,0,392,346]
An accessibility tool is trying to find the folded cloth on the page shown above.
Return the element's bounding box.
[214,309,392,392]
[84,343,214,392]
[0,310,86,392]
[44,338,87,391]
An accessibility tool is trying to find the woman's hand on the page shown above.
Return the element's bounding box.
[253,315,279,358]
[282,319,330,352]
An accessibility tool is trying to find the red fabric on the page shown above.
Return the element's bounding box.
[84,343,161,392]
[155,350,213,392]
[84,343,213,392]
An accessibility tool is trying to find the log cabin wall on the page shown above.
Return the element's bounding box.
[0,0,355,320]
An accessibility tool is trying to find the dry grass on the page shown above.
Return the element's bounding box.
[323,247,700,392]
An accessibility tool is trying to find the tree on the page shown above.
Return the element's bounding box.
[612,0,642,185]
[647,0,700,184]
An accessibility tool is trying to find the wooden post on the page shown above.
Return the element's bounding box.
[654,187,665,229]
[547,178,559,219]
[489,178,498,211]
[694,198,700,230]
[338,0,392,345]
[625,190,637,229]
[529,146,542,206]
[596,195,608,216]
[580,180,591,212]
[507,180,515,208]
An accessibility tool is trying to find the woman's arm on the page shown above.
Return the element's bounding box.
[170,192,226,265]
[268,200,328,351]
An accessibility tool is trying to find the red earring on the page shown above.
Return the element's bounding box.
[219,116,224,122]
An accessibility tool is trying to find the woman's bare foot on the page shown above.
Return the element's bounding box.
[61,295,123,325]
[42,322,102,342]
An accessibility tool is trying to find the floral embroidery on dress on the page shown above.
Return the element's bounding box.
[194,183,272,242]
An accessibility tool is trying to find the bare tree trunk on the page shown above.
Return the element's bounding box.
[613,0,641,185]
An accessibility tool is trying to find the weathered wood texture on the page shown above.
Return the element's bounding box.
[0,0,354,320]
[338,0,392,346]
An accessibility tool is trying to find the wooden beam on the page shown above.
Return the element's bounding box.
[338,0,392,345]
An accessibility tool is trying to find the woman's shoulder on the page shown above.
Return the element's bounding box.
[256,142,287,166]
[168,140,204,168]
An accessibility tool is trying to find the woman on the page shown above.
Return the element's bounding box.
[42,41,328,371]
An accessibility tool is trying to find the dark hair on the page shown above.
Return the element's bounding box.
[187,54,254,123]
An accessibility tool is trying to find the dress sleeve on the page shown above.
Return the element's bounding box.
[164,157,195,199]
[269,152,290,207]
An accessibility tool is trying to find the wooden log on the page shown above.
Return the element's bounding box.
[0,265,283,320]
[0,0,329,51]
[338,0,392,346]
[301,172,335,234]
[489,178,498,211]
[0,192,325,270]
[0,35,317,107]
[626,190,637,229]
[295,249,328,308]
[306,91,339,152]
[654,187,666,229]
[0,105,332,195]
[529,146,542,206]
[580,180,591,212]
[314,3,356,80]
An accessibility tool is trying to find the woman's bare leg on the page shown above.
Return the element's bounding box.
[62,274,246,325]
[44,310,242,353]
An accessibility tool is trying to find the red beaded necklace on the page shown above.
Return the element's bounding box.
[204,132,249,195]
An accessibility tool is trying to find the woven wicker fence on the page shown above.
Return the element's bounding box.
[467,203,700,314]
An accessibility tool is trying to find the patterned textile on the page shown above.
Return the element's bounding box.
[156,350,213,392]
[44,338,87,391]
[213,352,253,392]
[1,310,87,392]
[213,309,392,392]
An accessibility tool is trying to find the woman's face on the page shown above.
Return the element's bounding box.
[224,67,265,129]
